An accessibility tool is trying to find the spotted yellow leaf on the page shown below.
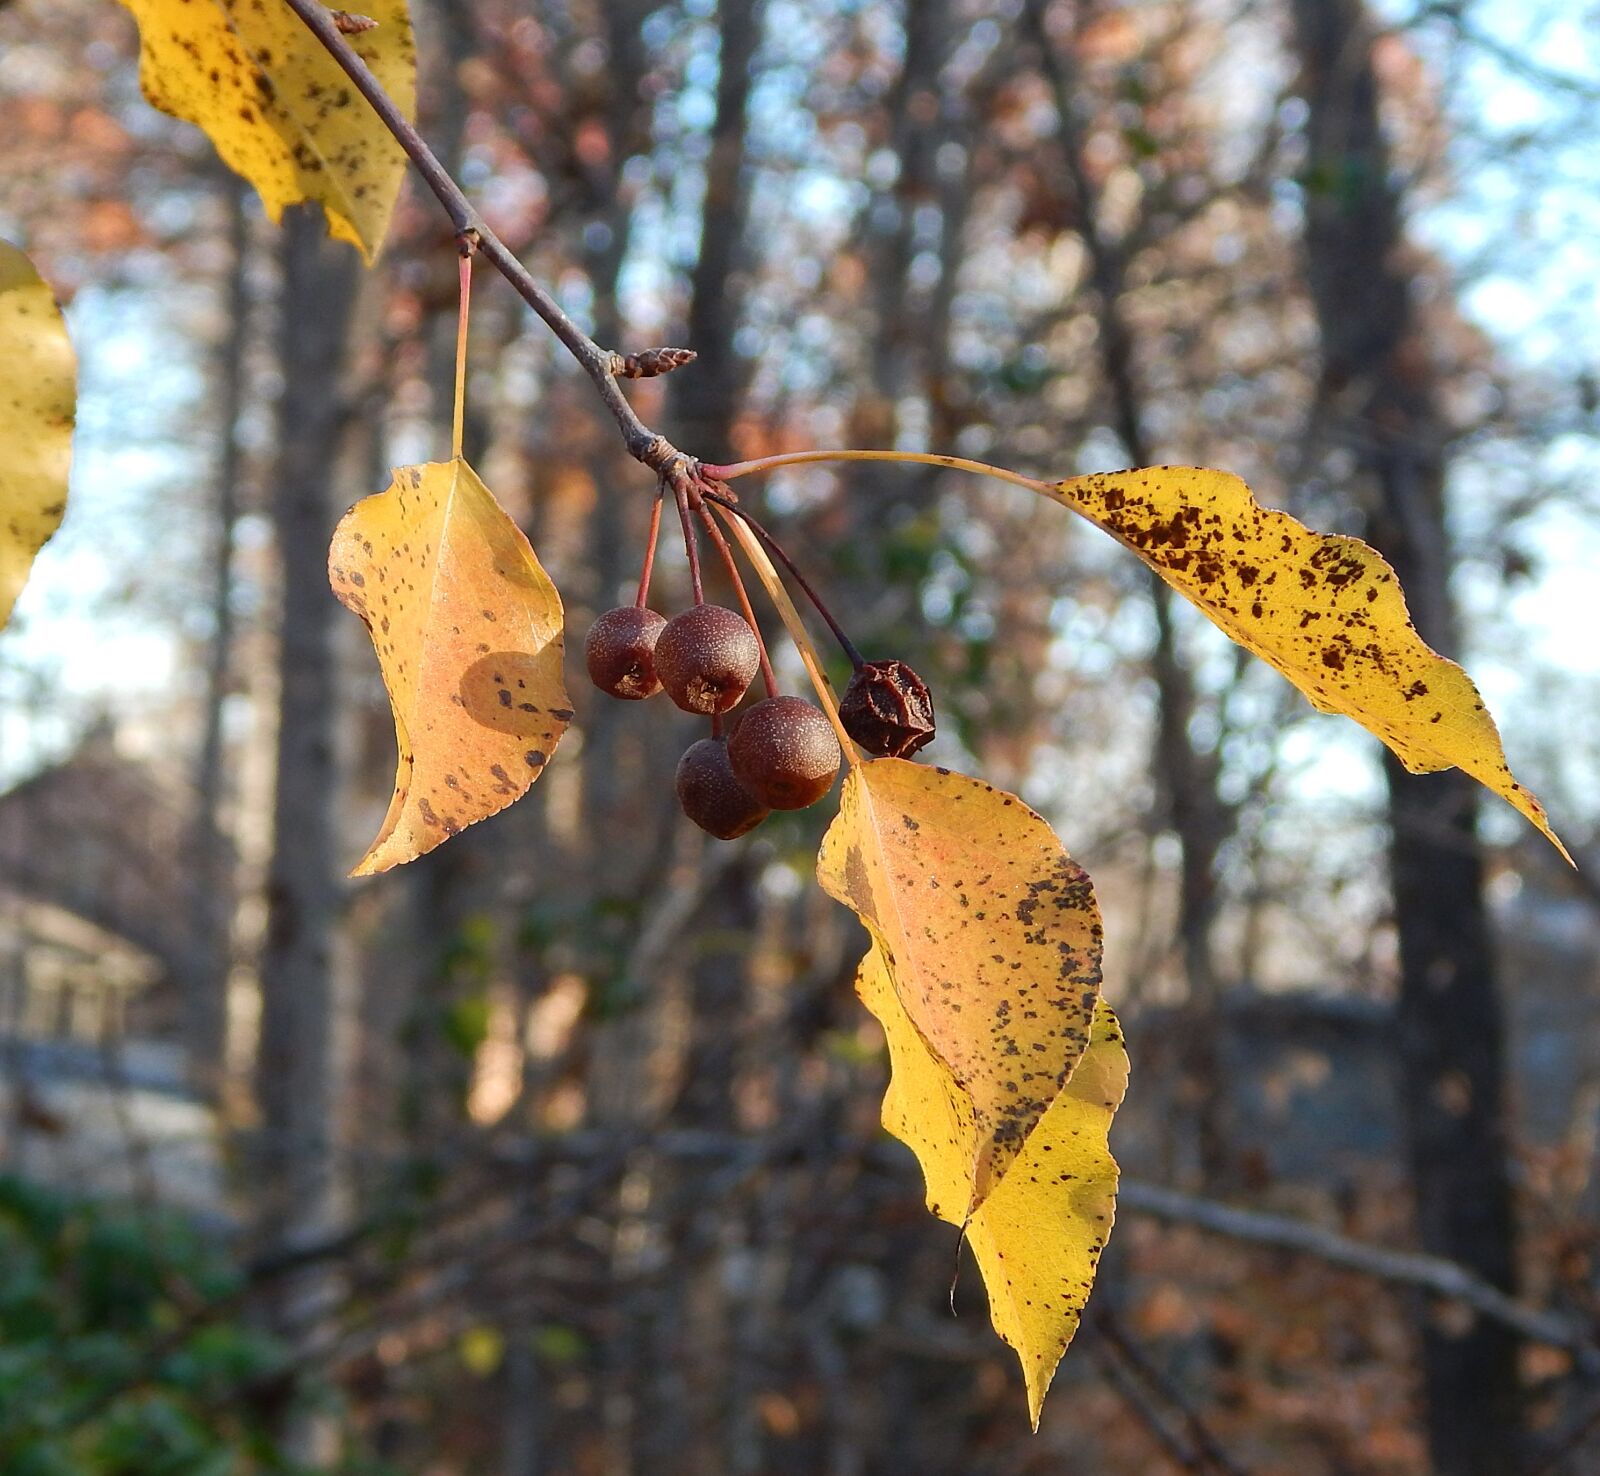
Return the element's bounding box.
[116,0,415,260]
[817,760,1104,1216]
[0,241,75,630]
[1049,466,1567,859]
[859,944,1126,1428]
[330,458,569,875]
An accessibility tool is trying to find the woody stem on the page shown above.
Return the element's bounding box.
[283,0,686,478]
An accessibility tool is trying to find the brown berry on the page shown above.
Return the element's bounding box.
[654,604,761,715]
[676,737,770,839]
[839,659,936,758]
[728,695,841,810]
[585,605,667,699]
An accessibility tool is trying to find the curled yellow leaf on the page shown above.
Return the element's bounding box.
[116,0,415,261]
[817,760,1104,1215]
[330,458,569,875]
[859,944,1127,1428]
[0,241,75,630]
[1050,466,1567,859]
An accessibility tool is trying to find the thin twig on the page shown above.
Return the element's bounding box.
[280,0,687,478]
[1094,1309,1249,1476]
[1092,1340,1215,1474]
[702,487,864,667]
[1408,1,1600,101]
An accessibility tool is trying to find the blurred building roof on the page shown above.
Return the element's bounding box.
[0,722,202,985]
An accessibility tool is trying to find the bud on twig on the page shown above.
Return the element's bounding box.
[329,9,379,34]
[839,660,937,759]
[611,347,698,380]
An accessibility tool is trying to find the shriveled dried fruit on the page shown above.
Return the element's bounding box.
[839,659,936,758]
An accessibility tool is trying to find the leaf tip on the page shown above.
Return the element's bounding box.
[1022,1338,1069,1430]
[1502,784,1574,866]
[1547,826,1576,869]
[1534,813,1576,869]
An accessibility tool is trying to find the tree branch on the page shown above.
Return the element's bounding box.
[253,1131,1597,1372]
[279,0,687,477]
[1119,1179,1600,1372]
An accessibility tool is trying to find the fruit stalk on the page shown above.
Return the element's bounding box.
[635,488,664,608]
[673,481,705,605]
[710,504,858,766]
[694,501,778,698]
[701,489,865,669]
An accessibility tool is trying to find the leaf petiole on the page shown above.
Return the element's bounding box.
[694,500,778,698]
[451,251,471,461]
[700,447,1051,498]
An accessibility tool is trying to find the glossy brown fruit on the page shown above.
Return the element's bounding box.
[675,736,770,839]
[728,695,841,810]
[585,605,668,699]
[654,604,761,715]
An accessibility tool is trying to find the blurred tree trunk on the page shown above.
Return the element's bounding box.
[1024,0,1232,1182]
[830,0,959,696]
[673,0,760,461]
[255,207,361,1461]
[858,0,952,456]
[186,171,250,1099]
[1290,3,1522,1470]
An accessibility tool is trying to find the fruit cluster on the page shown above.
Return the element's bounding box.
[583,479,935,839]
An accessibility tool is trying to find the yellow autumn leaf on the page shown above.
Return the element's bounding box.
[116,0,415,260]
[329,458,569,875]
[859,944,1127,1428]
[817,759,1104,1216]
[0,241,75,630]
[1050,466,1567,859]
